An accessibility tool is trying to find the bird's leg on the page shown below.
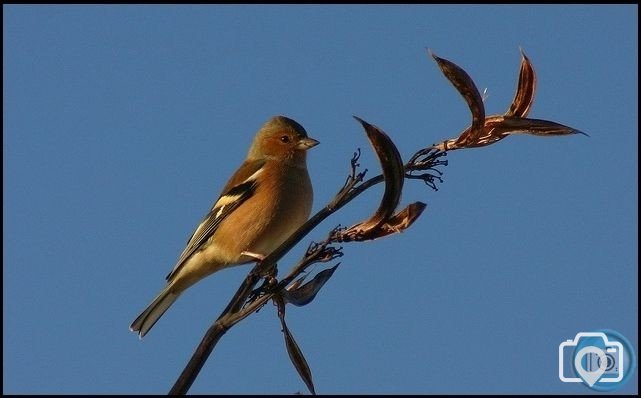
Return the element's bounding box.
[242,250,277,281]
[241,251,266,261]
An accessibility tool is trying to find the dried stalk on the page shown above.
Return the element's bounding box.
[169,117,445,395]
[164,49,585,395]
[431,48,586,151]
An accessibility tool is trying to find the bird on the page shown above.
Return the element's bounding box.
[130,115,319,338]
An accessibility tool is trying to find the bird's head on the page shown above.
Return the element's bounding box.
[248,116,319,163]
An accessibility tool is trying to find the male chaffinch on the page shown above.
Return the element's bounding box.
[130,115,319,338]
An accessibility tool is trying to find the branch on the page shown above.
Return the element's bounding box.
[166,48,586,395]
[169,117,444,395]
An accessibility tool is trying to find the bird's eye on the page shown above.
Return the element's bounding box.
[280,135,291,143]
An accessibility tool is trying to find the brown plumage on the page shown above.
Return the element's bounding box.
[130,116,318,338]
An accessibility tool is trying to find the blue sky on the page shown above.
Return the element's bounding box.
[3,4,638,394]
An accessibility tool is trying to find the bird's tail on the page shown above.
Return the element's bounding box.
[130,285,179,339]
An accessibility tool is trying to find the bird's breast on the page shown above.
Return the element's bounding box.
[214,164,313,264]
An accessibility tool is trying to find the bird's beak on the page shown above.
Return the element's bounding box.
[297,137,320,150]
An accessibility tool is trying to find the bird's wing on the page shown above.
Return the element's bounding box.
[165,159,266,281]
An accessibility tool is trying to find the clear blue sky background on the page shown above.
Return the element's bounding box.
[3,5,638,395]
